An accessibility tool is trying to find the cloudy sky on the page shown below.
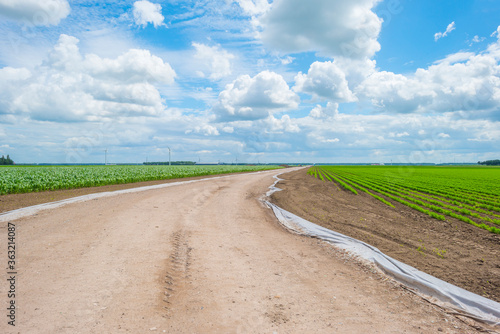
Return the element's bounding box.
[0,0,499,164]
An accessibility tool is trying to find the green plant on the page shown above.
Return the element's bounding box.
[433,248,447,258]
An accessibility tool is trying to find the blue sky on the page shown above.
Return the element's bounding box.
[0,0,499,164]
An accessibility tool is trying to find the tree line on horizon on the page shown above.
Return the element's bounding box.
[0,155,14,165]
[478,159,500,166]
[143,161,196,165]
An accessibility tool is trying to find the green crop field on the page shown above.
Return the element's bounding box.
[308,165,500,234]
[0,165,282,195]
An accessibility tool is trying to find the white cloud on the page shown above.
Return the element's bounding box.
[438,133,450,138]
[389,132,409,138]
[434,21,456,41]
[280,56,294,65]
[222,126,234,133]
[357,38,500,116]
[236,0,270,16]
[357,70,435,113]
[213,70,299,120]
[258,0,382,59]
[1,34,176,122]
[306,132,341,148]
[263,114,300,133]
[0,67,31,114]
[133,0,165,28]
[470,35,485,45]
[309,102,339,119]
[0,0,70,26]
[294,61,357,102]
[333,57,377,88]
[434,52,475,65]
[491,26,500,38]
[85,49,176,84]
[44,34,82,70]
[192,43,235,80]
[186,124,220,136]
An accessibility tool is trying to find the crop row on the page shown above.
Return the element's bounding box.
[346,167,500,211]
[309,165,500,234]
[333,171,500,234]
[341,170,500,225]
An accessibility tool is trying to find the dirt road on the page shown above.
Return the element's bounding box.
[1,169,479,333]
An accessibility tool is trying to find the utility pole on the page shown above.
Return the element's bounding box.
[104,148,107,165]
[167,147,171,166]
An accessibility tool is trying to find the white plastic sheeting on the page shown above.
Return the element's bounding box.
[0,177,220,223]
[265,174,500,327]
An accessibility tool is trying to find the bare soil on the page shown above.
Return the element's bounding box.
[270,168,500,303]
[0,169,485,333]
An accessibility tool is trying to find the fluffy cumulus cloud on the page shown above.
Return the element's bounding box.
[213,70,299,120]
[0,34,176,122]
[294,61,357,102]
[85,49,176,84]
[357,39,500,115]
[262,114,300,133]
[133,0,165,28]
[357,71,435,113]
[192,43,235,80]
[309,102,339,118]
[0,0,70,26]
[258,0,382,59]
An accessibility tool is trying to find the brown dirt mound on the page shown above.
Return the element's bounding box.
[270,168,500,302]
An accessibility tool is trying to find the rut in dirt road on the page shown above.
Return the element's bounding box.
[0,169,481,333]
[163,230,192,317]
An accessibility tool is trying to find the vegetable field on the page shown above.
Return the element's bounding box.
[309,166,500,234]
[0,165,281,195]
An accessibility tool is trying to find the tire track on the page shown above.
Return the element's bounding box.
[162,230,192,318]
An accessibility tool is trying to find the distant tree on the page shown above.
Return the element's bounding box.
[478,159,500,166]
[0,155,14,165]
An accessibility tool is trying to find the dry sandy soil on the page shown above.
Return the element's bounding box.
[0,168,490,333]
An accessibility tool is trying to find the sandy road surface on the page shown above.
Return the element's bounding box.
[1,169,479,333]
